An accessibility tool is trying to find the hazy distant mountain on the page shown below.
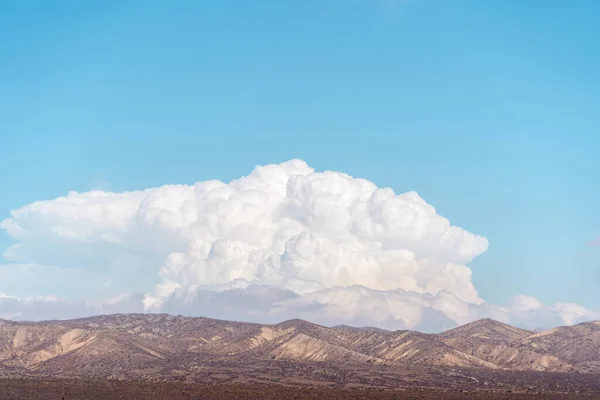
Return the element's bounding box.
[332,324,390,333]
[0,314,599,380]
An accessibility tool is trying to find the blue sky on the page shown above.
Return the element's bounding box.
[1,0,599,316]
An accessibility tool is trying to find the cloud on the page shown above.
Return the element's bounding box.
[0,160,598,331]
[2,285,598,333]
[588,237,600,246]
[0,292,144,321]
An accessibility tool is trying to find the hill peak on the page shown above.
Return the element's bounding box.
[439,318,533,341]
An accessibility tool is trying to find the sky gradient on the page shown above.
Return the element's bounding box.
[1,0,599,328]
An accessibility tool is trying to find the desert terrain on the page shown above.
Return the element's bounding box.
[1,314,599,398]
[1,378,600,400]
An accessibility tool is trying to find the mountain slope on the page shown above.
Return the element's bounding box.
[522,321,600,372]
[435,319,571,371]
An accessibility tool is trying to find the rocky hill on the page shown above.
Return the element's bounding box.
[0,314,599,380]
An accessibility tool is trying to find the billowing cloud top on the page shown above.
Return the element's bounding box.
[1,160,597,330]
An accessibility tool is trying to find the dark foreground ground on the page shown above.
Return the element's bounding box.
[0,379,599,400]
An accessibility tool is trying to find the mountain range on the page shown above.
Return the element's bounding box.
[1,314,599,382]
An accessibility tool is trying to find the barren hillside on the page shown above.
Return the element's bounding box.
[1,314,599,381]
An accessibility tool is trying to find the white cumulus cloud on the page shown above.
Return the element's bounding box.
[1,160,598,331]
